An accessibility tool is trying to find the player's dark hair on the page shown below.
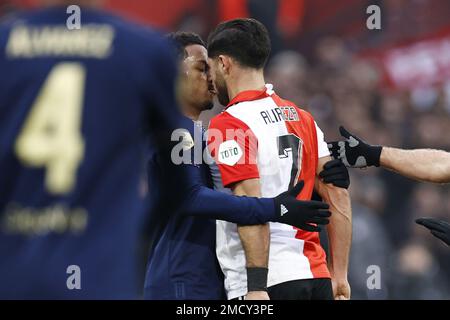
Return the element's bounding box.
[207,18,271,69]
[166,31,206,60]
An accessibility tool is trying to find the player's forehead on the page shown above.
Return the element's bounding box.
[184,44,208,63]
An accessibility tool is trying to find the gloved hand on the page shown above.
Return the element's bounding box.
[273,181,331,232]
[328,126,382,168]
[319,159,350,189]
[416,218,450,246]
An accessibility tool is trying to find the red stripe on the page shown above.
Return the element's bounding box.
[272,95,330,278]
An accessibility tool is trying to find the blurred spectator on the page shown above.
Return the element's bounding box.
[390,242,449,299]
[348,174,392,300]
[266,50,309,107]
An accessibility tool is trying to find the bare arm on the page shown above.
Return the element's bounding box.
[329,126,450,184]
[315,156,352,299]
[381,147,450,184]
[231,178,270,299]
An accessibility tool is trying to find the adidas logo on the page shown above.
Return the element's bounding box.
[280,204,289,216]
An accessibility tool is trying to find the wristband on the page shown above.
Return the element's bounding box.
[246,267,268,292]
[369,145,383,167]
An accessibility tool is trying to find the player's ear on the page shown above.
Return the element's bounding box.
[218,55,230,75]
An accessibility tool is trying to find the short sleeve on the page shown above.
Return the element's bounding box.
[207,112,259,188]
[315,121,330,159]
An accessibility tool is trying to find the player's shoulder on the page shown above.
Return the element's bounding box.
[295,105,315,123]
[112,17,175,68]
[86,9,169,53]
[0,20,9,46]
[0,7,169,52]
[88,9,176,76]
[0,9,22,36]
[272,93,316,123]
[229,95,272,110]
[209,110,250,132]
[209,111,233,129]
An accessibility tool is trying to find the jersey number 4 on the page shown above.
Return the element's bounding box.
[15,63,86,195]
[277,134,303,189]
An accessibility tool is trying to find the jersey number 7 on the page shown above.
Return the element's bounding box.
[277,134,303,189]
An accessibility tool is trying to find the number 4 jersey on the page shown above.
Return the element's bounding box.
[207,84,331,300]
[0,7,186,298]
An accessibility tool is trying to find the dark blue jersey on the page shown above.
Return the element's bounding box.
[144,121,276,300]
[0,7,188,299]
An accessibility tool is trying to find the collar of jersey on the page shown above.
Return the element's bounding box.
[226,84,275,109]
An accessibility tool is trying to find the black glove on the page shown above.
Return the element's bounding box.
[319,159,350,189]
[416,218,450,246]
[328,126,382,168]
[273,181,331,232]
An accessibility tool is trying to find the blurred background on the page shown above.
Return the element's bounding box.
[3,0,449,299]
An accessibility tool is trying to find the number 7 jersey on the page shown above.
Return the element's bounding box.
[207,84,331,300]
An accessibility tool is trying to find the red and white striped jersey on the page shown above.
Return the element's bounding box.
[207,84,331,300]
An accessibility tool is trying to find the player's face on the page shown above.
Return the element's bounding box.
[181,45,216,112]
[208,57,229,106]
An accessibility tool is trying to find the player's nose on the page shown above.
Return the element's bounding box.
[207,78,216,94]
[208,83,217,95]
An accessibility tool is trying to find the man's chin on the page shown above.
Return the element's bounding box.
[202,102,214,111]
[193,101,214,113]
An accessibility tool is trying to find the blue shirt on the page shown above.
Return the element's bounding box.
[144,121,276,300]
[0,7,188,299]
